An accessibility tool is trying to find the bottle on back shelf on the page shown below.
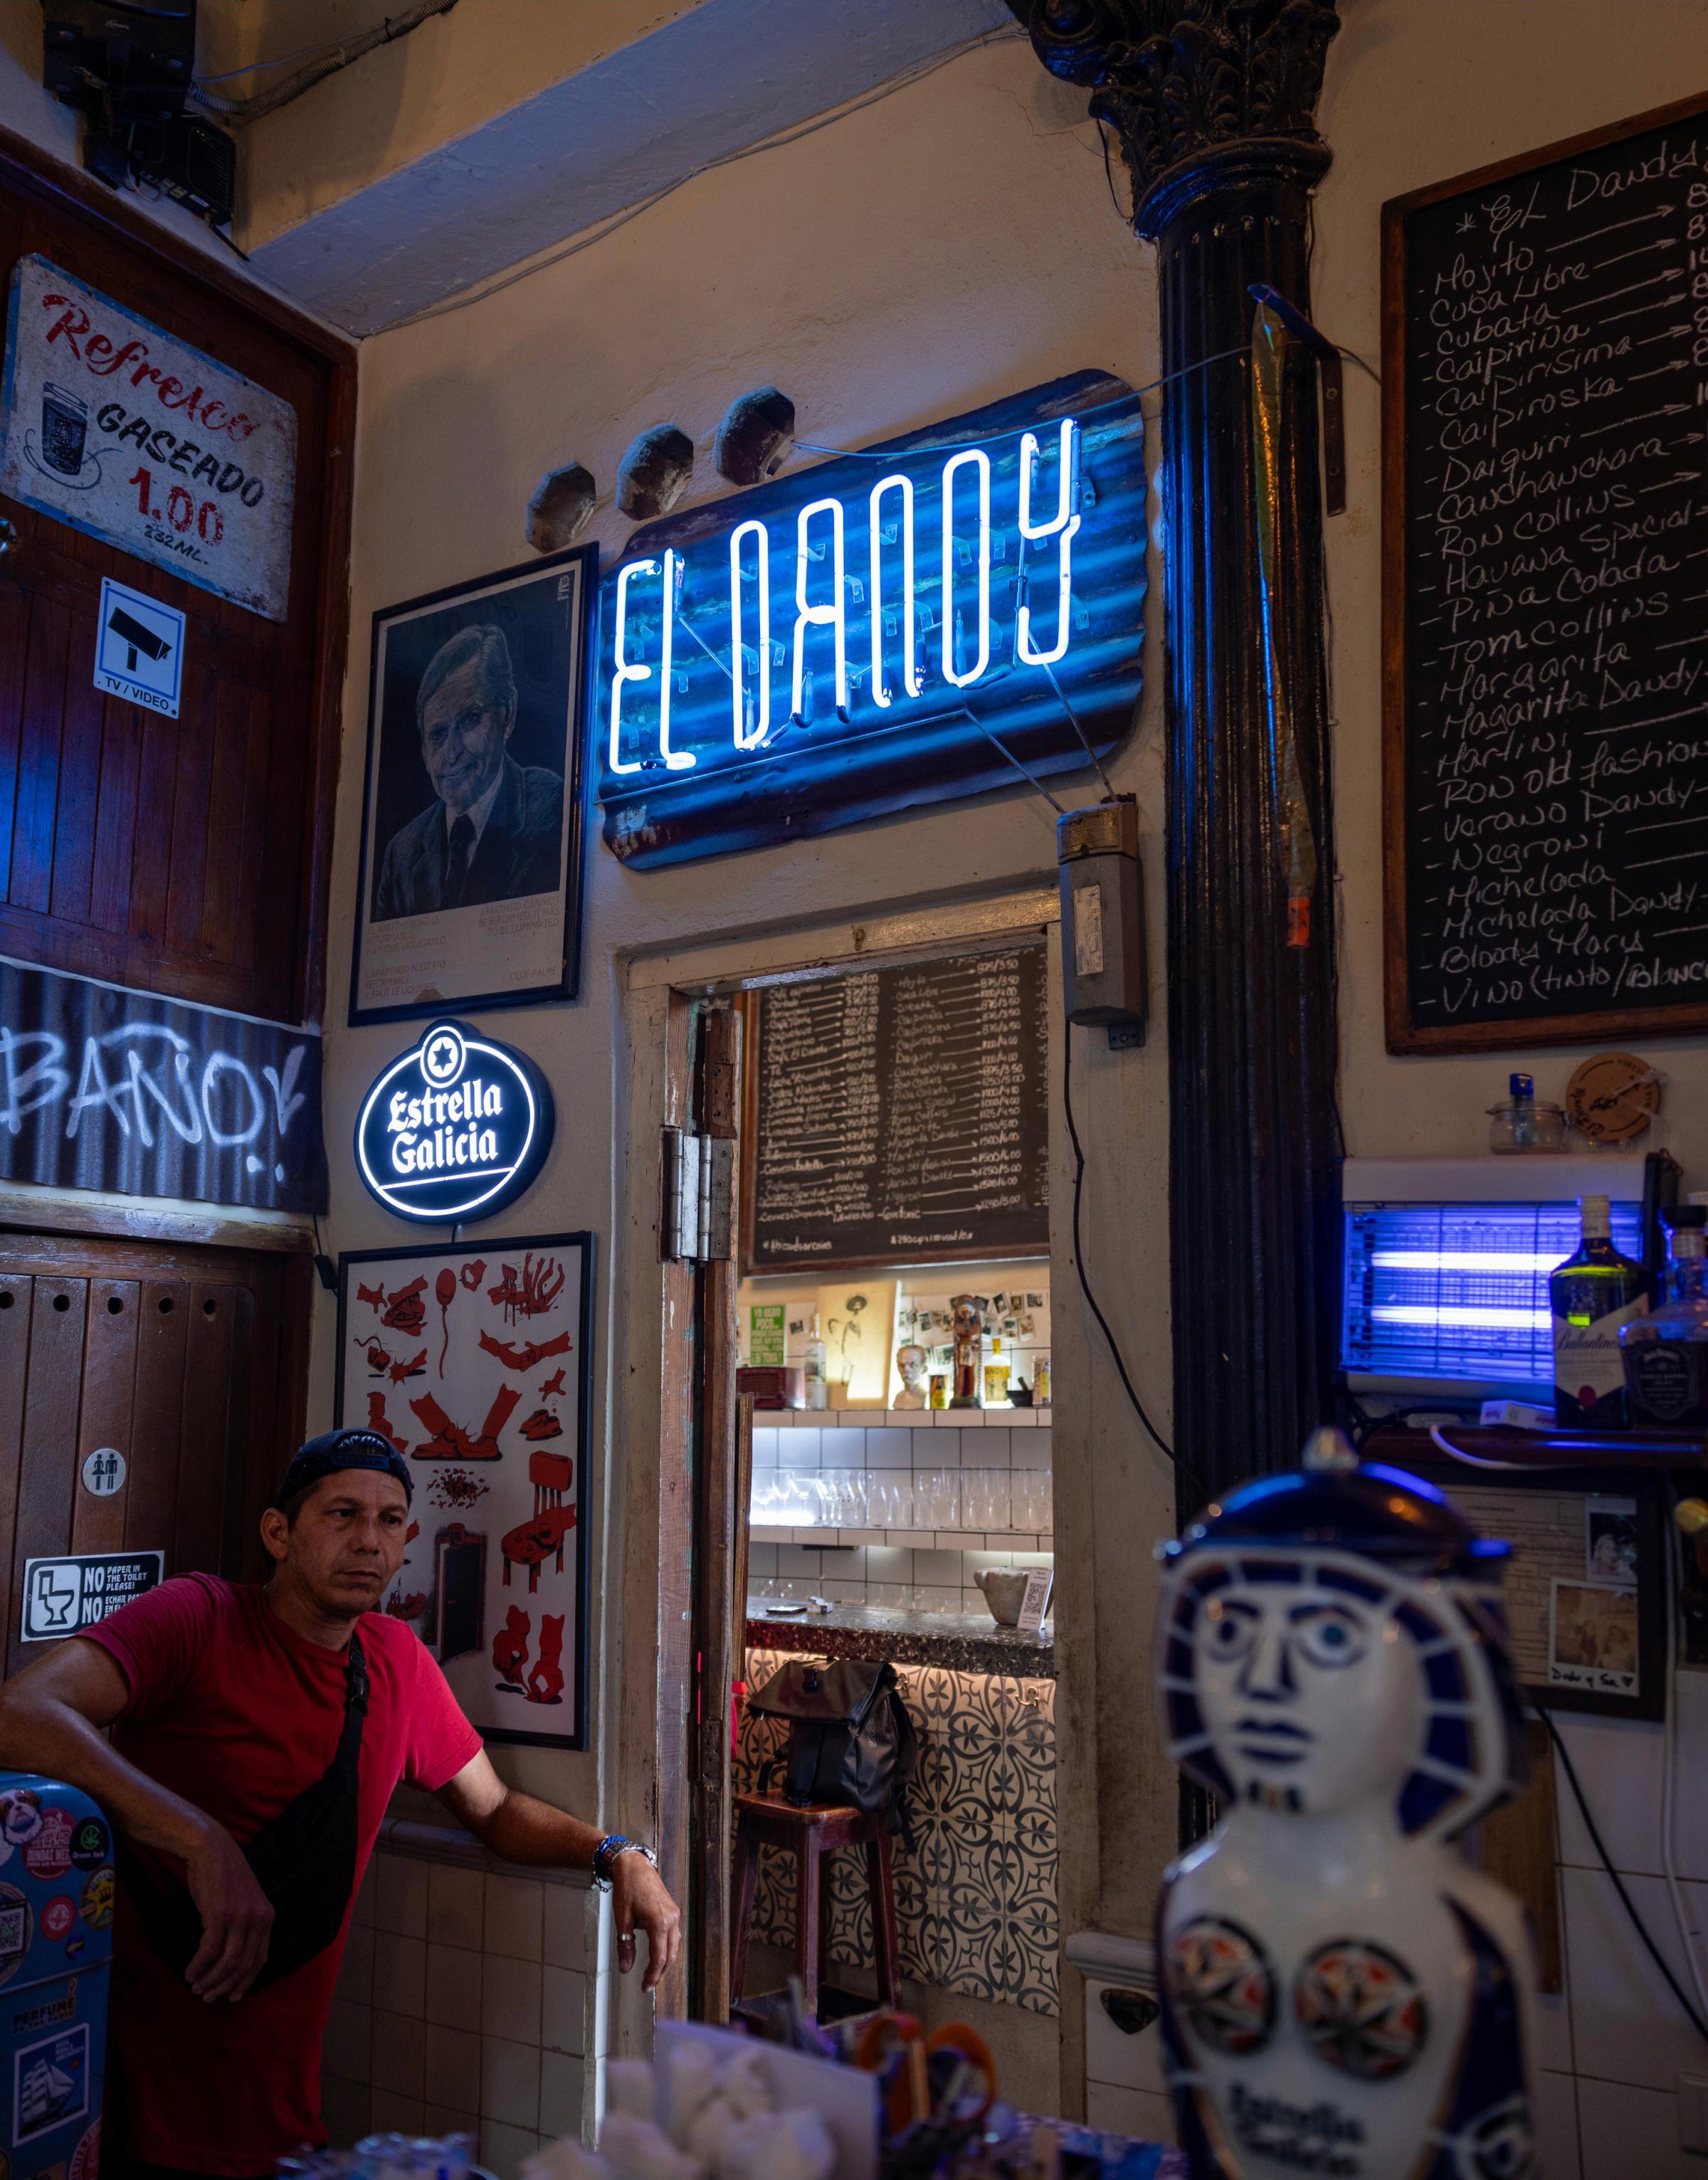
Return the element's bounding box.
[983,1335,1011,1409]
[1550,1194,1649,1429]
[1620,1205,1708,1430]
[802,1310,828,1411]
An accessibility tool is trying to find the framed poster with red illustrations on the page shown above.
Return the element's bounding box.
[332,1232,593,1749]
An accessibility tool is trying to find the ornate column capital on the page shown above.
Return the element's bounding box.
[1006,0,1340,235]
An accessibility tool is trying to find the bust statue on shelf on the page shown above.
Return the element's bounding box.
[892,1343,928,1409]
[1154,1429,1536,2180]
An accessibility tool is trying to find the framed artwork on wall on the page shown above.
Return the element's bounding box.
[334,1231,594,1749]
[348,544,596,1026]
[1411,1461,1665,1724]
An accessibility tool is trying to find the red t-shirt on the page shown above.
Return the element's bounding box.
[83,1575,482,2174]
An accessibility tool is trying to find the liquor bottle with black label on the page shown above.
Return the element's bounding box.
[1551,1194,1649,1428]
[1620,1205,1708,1429]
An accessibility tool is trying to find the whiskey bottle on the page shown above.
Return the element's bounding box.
[1550,1194,1648,1429]
[1620,1206,1708,1429]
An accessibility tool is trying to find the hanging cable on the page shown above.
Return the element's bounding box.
[1063,1031,1204,1504]
[1535,1699,1708,2046]
[192,0,460,123]
[1660,1490,1708,2023]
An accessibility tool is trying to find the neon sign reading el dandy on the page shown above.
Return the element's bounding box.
[594,371,1146,868]
[355,1020,553,1223]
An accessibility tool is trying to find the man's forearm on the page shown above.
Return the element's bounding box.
[473,1786,605,1869]
[0,1688,211,1861]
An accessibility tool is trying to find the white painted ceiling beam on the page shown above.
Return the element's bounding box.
[246,0,1013,337]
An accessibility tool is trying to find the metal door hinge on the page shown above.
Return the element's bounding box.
[661,1128,734,1262]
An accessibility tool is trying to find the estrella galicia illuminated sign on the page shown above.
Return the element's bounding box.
[594,369,1145,868]
[355,1019,552,1223]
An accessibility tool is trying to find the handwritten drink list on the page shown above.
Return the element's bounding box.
[1388,100,1708,1048]
[746,946,1050,1274]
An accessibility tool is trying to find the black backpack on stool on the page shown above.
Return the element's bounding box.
[749,1658,917,1845]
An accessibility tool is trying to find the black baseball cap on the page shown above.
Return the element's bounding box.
[273,1426,413,1510]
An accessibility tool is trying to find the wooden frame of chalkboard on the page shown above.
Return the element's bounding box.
[739,941,1052,1278]
[1383,91,1708,1053]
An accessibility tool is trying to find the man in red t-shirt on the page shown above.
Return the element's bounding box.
[0,1427,680,2179]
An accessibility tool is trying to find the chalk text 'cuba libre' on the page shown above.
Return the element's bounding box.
[386,1079,505,1176]
[606,418,1085,776]
[39,293,260,443]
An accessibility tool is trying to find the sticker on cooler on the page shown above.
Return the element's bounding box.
[23,1811,72,1883]
[68,1819,107,1873]
[0,1888,33,1987]
[38,1897,75,1944]
[93,577,184,719]
[77,1869,112,1932]
[14,2022,89,2144]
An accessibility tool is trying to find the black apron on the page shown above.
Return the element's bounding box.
[117,1628,369,1993]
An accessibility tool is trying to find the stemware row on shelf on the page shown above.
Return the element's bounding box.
[749,1467,1051,1533]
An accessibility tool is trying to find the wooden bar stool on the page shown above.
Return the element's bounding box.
[729,1792,902,2018]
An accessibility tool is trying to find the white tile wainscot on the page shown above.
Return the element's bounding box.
[325,1820,608,2176]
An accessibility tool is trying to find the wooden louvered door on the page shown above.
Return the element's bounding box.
[0,1229,308,1672]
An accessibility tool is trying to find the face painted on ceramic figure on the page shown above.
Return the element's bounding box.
[1193,1574,1423,1814]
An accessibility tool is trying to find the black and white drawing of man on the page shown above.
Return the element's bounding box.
[372,623,564,922]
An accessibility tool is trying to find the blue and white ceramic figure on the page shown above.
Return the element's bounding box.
[1154,1430,1537,2180]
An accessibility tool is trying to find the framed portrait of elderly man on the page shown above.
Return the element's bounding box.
[349,543,596,1025]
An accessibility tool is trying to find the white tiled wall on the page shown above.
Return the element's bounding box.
[1541,1673,1708,2176]
[749,1418,1053,1613]
[321,1836,608,2179]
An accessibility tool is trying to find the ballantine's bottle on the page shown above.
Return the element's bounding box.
[1550,1194,1648,1429]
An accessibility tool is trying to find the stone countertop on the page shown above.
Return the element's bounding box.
[744,1599,1055,1678]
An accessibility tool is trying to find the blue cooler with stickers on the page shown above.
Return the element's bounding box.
[0,1775,112,2180]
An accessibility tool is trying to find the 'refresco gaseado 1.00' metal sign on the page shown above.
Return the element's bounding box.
[593,369,1146,868]
[0,256,297,621]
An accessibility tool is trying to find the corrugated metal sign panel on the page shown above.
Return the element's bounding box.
[594,369,1146,868]
[0,956,325,1213]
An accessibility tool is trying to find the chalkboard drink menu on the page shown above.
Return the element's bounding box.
[743,944,1050,1275]
[1383,93,1708,1051]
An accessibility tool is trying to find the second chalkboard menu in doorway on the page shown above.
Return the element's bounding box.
[1384,91,1708,1052]
[743,944,1050,1275]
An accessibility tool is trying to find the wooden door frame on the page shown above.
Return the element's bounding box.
[0,123,357,1027]
[611,888,1058,2052]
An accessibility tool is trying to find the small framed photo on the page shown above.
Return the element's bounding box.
[349,545,596,1026]
[334,1231,594,1749]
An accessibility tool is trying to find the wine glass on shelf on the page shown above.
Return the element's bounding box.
[1018,1470,1053,1532]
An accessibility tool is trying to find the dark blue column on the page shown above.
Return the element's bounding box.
[1010,1,1344,1505]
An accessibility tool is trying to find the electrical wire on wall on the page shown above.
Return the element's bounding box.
[1063,1031,1206,1509]
[1536,1697,1708,2048]
[192,0,460,124]
[1430,1426,1708,2050]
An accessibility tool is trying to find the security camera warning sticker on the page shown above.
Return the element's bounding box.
[93,576,184,717]
[20,1551,164,1643]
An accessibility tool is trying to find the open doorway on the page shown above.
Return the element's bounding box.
[614,888,1065,2108]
